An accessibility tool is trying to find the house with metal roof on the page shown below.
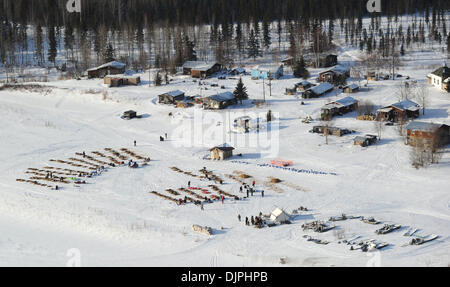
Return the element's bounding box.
[158,90,186,105]
[321,96,359,120]
[406,121,450,148]
[87,61,126,78]
[376,99,421,122]
[343,84,360,93]
[302,82,334,99]
[210,144,235,160]
[202,92,237,110]
[183,61,223,78]
[427,63,450,91]
[319,65,351,83]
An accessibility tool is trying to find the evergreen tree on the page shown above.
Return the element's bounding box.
[48,25,57,65]
[447,33,450,55]
[247,29,261,60]
[233,77,248,104]
[293,57,309,79]
[400,44,405,56]
[263,20,271,50]
[267,110,272,122]
[104,43,115,63]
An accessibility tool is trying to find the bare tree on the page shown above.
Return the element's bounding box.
[395,81,412,101]
[397,116,406,136]
[357,100,375,116]
[374,120,384,140]
[415,84,430,115]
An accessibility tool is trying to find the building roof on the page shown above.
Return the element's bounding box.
[296,80,313,87]
[207,92,235,102]
[164,90,185,97]
[210,143,235,152]
[320,65,350,76]
[333,96,358,107]
[406,121,446,132]
[354,136,368,142]
[88,61,126,72]
[253,64,283,73]
[377,107,393,113]
[183,61,218,71]
[104,74,140,79]
[307,82,334,95]
[391,99,420,111]
[430,65,450,78]
[344,84,359,90]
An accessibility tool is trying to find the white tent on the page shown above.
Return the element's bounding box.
[270,208,290,223]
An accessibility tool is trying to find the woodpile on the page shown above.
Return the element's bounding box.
[357,115,376,121]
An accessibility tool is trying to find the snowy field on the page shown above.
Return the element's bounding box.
[1,45,450,266]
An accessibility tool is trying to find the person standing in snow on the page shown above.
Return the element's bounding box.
[188,181,191,187]
[246,190,249,198]
[134,140,137,147]
[201,203,204,210]
[238,215,241,222]
[221,195,224,204]
[245,217,249,226]
[261,190,265,197]
[252,180,255,187]
[239,186,243,193]
[165,133,168,140]
[251,216,255,225]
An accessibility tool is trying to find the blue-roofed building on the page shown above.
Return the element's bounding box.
[406,121,450,148]
[251,64,284,80]
[158,90,185,105]
[377,99,421,122]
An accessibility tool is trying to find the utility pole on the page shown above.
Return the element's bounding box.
[263,76,266,103]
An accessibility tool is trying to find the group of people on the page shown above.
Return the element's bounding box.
[239,181,264,198]
[238,212,265,228]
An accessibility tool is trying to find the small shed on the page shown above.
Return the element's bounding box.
[343,84,360,93]
[210,144,235,160]
[270,208,290,223]
[281,56,294,67]
[296,81,315,92]
[159,90,185,105]
[87,61,126,79]
[354,135,378,147]
[104,75,141,87]
[123,110,137,120]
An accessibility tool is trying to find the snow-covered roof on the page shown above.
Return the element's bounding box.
[270,208,290,222]
[333,96,358,107]
[377,107,393,113]
[166,90,185,97]
[253,64,283,73]
[308,82,334,95]
[211,143,235,151]
[444,77,450,83]
[296,80,312,87]
[321,65,350,75]
[104,74,140,79]
[183,61,218,71]
[344,84,359,90]
[88,61,126,72]
[391,99,420,111]
[430,65,450,78]
[232,67,246,73]
[406,121,447,132]
[207,92,235,102]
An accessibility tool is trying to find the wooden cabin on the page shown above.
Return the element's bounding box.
[302,82,334,99]
[319,66,351,83]
[123,110,137,120]
[158,90,185,105]
[321,97,358,120]
[104,75,140,87]
[202,92,237,110]
[376,99,420,122]
[406,122,450,149]
[210,145,235,160]
[311,126,353,137]
[87,61,126,79]
[183,61,223,79]
[343,84,360,93]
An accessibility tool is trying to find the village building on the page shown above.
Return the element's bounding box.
[281,56,295,67]
[251,64,284,80]
[405,121,450,149]
[321,96,358,120]
[87,61,126,79]
[210,144,235,160]
[270,208,290,223]
[311,126,353,137]
[354,135,378,147]
[376,99,421,122]
[367,71,378,81]
[104,75,141,87]
[182,61,223,78]
[202,92,237,110]
[122,110,137,120]
[343,84,360,93]
[158,90,185,105]
[427,63,450,92]
[302,82,334,99]
[319,65,351,83]
[230,67,246,76]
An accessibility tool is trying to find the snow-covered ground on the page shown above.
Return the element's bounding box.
[1,45,450,267]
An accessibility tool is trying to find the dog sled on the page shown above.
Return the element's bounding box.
[192,225,213,236]
[362,217,381,225]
